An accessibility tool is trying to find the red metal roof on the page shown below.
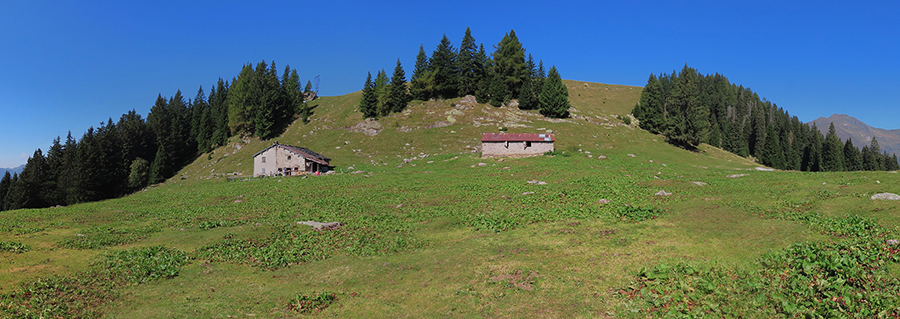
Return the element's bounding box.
[481,133,555,142]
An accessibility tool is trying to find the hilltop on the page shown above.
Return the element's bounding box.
[177,79,757,179]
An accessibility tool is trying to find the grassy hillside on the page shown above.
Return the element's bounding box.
[2,81,899,317]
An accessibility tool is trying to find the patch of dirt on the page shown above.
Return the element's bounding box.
[490,269,537,291]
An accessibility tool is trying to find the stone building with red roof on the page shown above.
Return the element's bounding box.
[253,142,333,176]
[480,133,555,158]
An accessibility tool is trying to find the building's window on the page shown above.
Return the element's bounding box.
[526,141,532,148]
[287,156,292,160]
[261,157,266,163]
[261,168,266,174]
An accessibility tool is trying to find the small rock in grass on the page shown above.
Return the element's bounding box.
[691,181,708,186]
[597,155,607,159]
[598,199,610,204]
[522,192,535,195]
[655,190,672,196]
[627,154,636,157]
[478,163,487,167]
[887,239,900,245]
[726,174,747,178]
[872,193,900,200]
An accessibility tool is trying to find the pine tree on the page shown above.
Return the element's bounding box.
[0,172,10,211]
[430,34,458,99]
[474,44,492,103]
[517,54,539,110]
[538,66,570,118]
[226,64,255,135]
[410,44,433,101]
[635,73,665,133]
[373,69,390,116]
[149,143,168,184]
[821,122,845,171]
[457,27,480,97]
[863,137,882,170]
[359,72,378,118]
[4,173,22,211]
[760,125,785,169]
[43,137,65,206]
[491,30,528,102]
[843,137,862,171]
[388,59,410,114]
[210,78,230,147]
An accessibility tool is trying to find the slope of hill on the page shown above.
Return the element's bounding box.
[176,80,759,180]
[4,80,900,317]
[810,113,900,157]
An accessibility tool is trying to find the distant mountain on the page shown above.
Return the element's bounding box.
[809,114,900,158]
[0,165,25,176]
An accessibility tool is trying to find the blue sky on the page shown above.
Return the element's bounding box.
[1,0,898,168]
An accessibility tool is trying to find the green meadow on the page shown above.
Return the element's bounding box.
[2,81,899,317]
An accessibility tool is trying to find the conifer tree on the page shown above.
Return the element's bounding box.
[474,44,492,103]
[43,137,65,206]
[226,64,255,135]
[410,44,433,101]
[760,125,785,168]
[538,66,570,118]
[359,72,378,118]
[491,30,528,101]
[634,74,665,133]
[821,122,845,171]
[517,54,539,110]
[0,172,10,211]
[430,34,458,99]
[4,173,21,211]
[843,137,862,171]
[863,137,882,170]
[149,143,168,184]
[373,69,390,116]
[457,27,480,97]
[388,59,410,114]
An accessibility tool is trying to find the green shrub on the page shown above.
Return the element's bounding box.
[0,241,30,253]
[96,245,191,283]
[60,226,159,249]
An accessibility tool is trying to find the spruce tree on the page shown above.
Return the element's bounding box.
[863,137,882,170]
[457,27,480,97]
[4,173,22,211]
[149,144,168,184]
[474,44,492,103]
[359,72,377,118]
[373,69,391,116]
[517,54,539,110]
[226,64,255,135]
[635,73,665,133]
[0,172,10,211]
[843,137,862,171]
[491,30,528,101]
[430,34,458,99]
[821,122,845,171]
[760,125,785,169]
[388,59,410,114]
[410,45,433,100]
[538,66,570,118]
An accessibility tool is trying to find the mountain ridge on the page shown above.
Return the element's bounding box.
[809,113,900,159]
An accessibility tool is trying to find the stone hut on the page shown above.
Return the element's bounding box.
[481,133,555,158]
[253,142,333,177]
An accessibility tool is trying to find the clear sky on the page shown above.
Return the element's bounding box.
[1,0,898,168]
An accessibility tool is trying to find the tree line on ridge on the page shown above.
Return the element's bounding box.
[633,65,900,171]
[0,61,315,211]
[359,28,571,119]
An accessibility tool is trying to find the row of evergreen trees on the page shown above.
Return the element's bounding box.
[359,28,571,119]
[632,65,899,171]
[0,60,315,212]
